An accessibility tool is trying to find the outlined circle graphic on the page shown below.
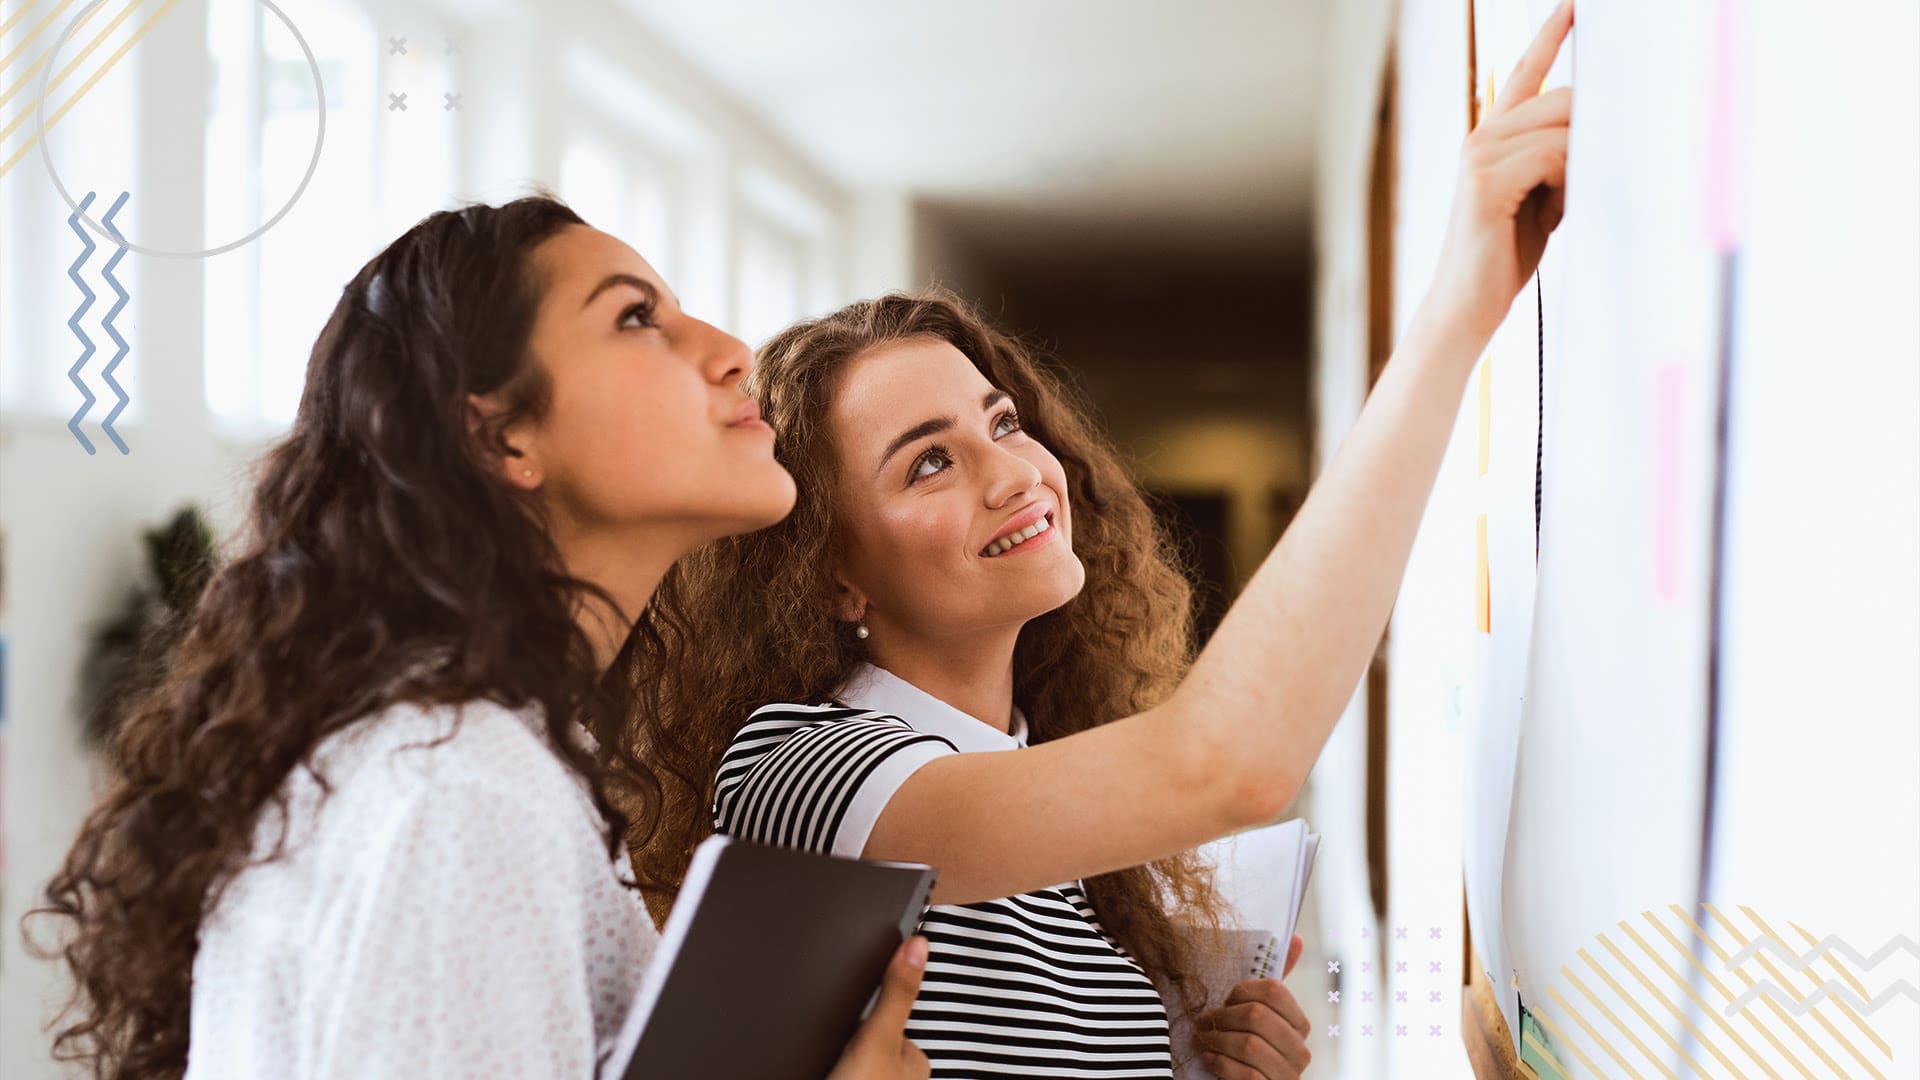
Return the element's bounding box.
[34,0,326,259]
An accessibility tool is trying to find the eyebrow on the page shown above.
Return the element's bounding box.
[874,389,1014,477]
[582,272,660,311]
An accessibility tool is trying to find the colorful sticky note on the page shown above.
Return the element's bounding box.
[1475,514,1491,633]
[1653,364,1685,602]
[1518,1007,1572,1080]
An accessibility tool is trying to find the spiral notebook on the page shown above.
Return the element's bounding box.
[602,836,937,1080]
[1169,818,1321,1079]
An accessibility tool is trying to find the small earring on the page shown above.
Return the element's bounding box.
[522,469,534,479]
[855,622,870,640]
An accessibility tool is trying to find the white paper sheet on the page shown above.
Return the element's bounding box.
[1499,2,1722,1074]
[1457,0,1555,1054]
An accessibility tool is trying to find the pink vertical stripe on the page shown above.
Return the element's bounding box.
[1654,364,1685,602]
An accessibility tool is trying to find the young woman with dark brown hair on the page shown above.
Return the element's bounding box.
[628,9,1575,1078]
[30,197,929,1080]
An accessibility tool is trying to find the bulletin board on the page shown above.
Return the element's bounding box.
[1397,1,1920,1076]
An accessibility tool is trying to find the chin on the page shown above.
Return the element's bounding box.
[740,473,798,531]
[687,474,796,544]
[1034,553,1088,614]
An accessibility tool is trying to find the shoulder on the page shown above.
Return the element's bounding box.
[732,701,916,744]
[207,699,630,974]
[310,698,573,802]
[711,702,958,857]
[267,698,609,871]
[719,702,950,774]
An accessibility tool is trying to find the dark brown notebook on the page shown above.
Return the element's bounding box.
[602,835,937,1079]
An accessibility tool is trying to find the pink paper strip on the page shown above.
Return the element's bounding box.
[1654,364,1685,602]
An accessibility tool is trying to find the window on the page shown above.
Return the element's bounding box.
[732,165,837,345]
[560,130,682,287]
[733,217,805,347]
[203,0,457,434]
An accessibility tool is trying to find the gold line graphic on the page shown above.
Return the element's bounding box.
[1543,980,1651,1076]
[1,1,47,42]
[1531,997,1618,1080]
[1720,905,1882,1077]
[1581,944,1707,1077]
[1635,910,1797,1068]
[0,0,79,73]
[1788,920,1892,1058]
[1642,910,1811,1079]
[0,0,130,127]
[1602,925,1747,1078]
[0,0,107,111]
[0,0,176,182]
[1684,905,1848,1077]
[1564,963,1673,1078]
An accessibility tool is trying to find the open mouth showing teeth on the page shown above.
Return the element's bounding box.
[981,513,1053,558]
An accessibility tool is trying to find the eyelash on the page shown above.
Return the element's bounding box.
[618,300,657,331]
[907,409,1022,485]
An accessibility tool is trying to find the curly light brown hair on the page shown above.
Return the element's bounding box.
[26,196,664,1080]
[626,288,1226,1027]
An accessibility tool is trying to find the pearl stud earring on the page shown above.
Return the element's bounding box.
[855,623,870,640]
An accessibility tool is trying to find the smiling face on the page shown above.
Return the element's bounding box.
[827,336,1086,643]
[503,225,796,548]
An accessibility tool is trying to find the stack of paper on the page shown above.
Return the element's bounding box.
[1169,818,1321,1078]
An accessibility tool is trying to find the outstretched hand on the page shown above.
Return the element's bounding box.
[1422,0,1575,348]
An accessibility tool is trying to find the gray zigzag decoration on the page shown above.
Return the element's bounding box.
[1724,933,1920,973]
[1723,978,1919,1017]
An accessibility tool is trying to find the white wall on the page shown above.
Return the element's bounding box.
[1305,2,1454,1078]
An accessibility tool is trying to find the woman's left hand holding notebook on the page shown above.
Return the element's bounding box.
[826,936,932,1080]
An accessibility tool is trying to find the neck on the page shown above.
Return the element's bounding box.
[551,520,682,676]
[865,626,1022,734]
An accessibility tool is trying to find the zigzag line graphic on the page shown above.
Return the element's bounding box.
[66,189,98,455]
[1725,932,1920,973]
[1724,978,1920,1018]
[97,191,131,454]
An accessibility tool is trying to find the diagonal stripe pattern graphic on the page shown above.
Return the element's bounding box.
[1520,904,1911,1079]
[0,0,177,183]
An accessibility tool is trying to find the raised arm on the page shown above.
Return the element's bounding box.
[866,2,1576,905]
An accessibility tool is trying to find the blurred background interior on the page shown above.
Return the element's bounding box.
[0,1,1471,1076]
[0,4,1382,1068]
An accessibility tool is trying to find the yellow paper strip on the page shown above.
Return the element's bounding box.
[1476,513,1491,633]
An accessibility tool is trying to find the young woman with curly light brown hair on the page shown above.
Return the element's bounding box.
[27,196,930,1080]
[626,10,1575,1078]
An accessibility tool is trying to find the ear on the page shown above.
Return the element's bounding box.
[830,568,868,624]
[466,392,542,492]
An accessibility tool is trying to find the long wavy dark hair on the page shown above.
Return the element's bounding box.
[27,195,664,1080]
[626,289,1226,1029]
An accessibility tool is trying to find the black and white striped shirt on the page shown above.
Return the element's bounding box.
[713,664,1175,1079]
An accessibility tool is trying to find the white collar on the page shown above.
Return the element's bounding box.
[834,662,1029,752]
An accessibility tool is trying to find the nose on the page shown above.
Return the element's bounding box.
[694,317,753,388]
[982,441,1044,509]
